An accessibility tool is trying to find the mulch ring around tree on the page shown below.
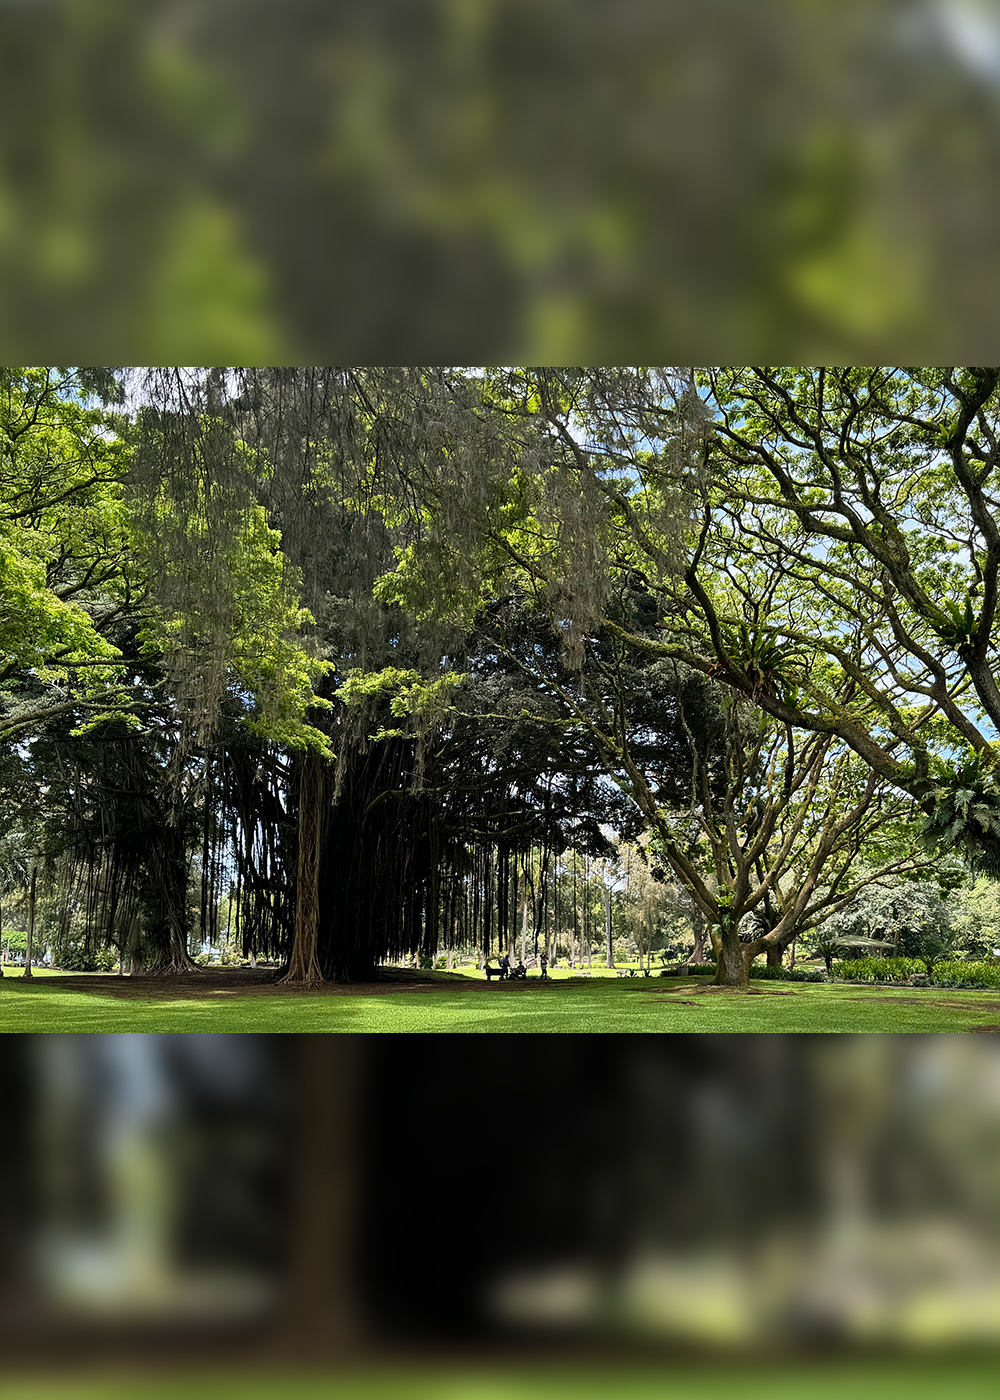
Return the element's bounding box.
[12,966,569,1000]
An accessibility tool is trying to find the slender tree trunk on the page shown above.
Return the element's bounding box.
[604,884,615,969]
[283,749,326,985]
[476,845,490,968]
[570,856,578,967]
[583,855,589,961]
[200,764,211,946]
[23,865,36,979]
[525,858,537,957]
[688,909,707,964]
[275,1037,362,1356]
[508,861,516,961]
[447,880,454,971]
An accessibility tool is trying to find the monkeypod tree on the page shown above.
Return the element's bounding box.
[687,367,1000,868]
[468,616,932,987]
[444,367,1000,884]
[370,368,950,985]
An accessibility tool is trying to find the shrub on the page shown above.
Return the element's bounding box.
[833,956,924,983]
[659,963,825,982]
[932,960,1000,989]
[56,942,98,972]
[751,964,826,982]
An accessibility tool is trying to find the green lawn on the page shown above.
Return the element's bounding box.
[3,971,1000,1032]
[2,1359,1000,1400]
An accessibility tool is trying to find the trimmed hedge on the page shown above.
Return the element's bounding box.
[660,962,824,982]
[932,961,1000,989]
[833,957,924,983]
[834,956,1000,989]
[751,964,826,983]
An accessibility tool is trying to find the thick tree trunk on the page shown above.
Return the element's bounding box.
[713,936,752,987]
[143,920,200,973]
[143,826,201,974]
[766,942,784,968]
[283,749,326,985]
[710,909,759,988]
[714,935,755,987]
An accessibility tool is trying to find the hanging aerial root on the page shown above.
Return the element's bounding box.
[283,749,326,985]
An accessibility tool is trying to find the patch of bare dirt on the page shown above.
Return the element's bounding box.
[847,996,1000,1012]
[21,966,558,1000]
[20,968,456,1000]
[648,983,797,996]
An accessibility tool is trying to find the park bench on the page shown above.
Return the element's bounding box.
[485,962,527,980]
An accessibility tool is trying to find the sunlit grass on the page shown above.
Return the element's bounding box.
[0,966,85,979]
[3,1359,1000,1400]
[2,976,999,1033]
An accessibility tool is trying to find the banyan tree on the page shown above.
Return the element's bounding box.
[4,367,724,979]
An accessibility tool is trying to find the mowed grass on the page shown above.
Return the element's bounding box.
[3,970,1000,1032]
[2,1359,1000,1400]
